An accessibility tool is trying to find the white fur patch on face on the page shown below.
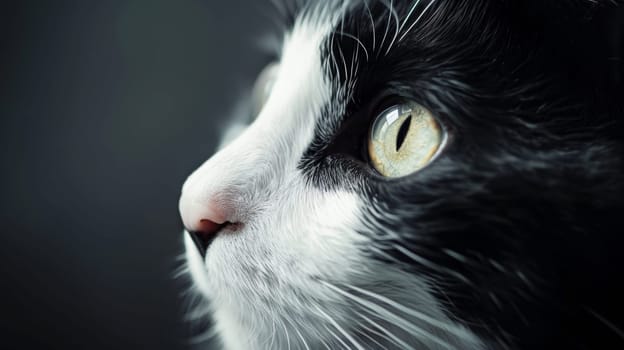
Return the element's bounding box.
[182,12,369,349]
[185,186,367,349]
[180,5,484,350]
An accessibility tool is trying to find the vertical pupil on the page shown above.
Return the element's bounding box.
[396,114,412,151]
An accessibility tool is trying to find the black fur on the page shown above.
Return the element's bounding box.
[298,1,624,348]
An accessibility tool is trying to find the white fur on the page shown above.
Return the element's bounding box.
[181,5,484,350]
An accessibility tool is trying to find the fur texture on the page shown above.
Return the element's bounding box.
[179,1,624,349]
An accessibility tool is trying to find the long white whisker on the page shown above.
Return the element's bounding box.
[320,336,332,350]
[346,282,477,341]
[280,318,292,350]
[363,0,376,52]
[398,0,421,33]
[367,245,403,263]
[295,325,312,350]
[172,264,189,279]
[336,42,350,83]
[187,326,219,345]
[393,244,473,285]
[398,0,436,42]
[321,280,455,349]
[378,0,394,55]
[384,0,401,55]
[355,310,417,350]
[349,34,359,81]
[353,323,389,350]
[337,31,370,62]
[267,312,277,349]
[587,307,624,340]
[328,32,342,81]
[378,0,392,52]
[282,314,311,350]
[315,305,366,350]
[324,325,353,350]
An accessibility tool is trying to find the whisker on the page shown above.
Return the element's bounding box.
[315,305,366,350]
[279,318,292,350]
[384,0,401,55]
[398,0,436,42]
[187,326,219,345]
[287,317,312,350]
[337,31,370,62]
[172,264,190,279]
[328,31,342,82]
[324,324,353,350]
[349,34,358,82]
[346,282,477,341]
[398,0,422,33]
[336,41,350,83]
[363,0,376,52]
[587,307,624,340]
[321,280,456,349]
[355,310,417,350]
[393,244,473,286]
[266,312,277,349]
[378,0,395,56]
[320,336,332,350]
[353,322,390,349]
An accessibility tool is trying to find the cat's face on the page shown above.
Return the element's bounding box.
[179,1,623,349]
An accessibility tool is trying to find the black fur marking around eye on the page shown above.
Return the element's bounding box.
[297,0,624,349]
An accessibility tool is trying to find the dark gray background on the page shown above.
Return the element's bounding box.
[1,1,273,349]
[3,2,623,350]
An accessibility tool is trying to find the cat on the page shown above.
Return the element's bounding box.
[178,1,624,349]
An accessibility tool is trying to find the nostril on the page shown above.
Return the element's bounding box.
[187,219,227,259]
[179,194,229,232]
[197,219,224,236]
[179,190,237,257]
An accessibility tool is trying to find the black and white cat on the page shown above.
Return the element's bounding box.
[178,1,624,349]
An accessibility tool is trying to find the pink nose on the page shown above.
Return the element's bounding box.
[179,197,228,232]
[179,194,230,257]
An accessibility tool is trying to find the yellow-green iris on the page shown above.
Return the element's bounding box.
[368,102,444,177]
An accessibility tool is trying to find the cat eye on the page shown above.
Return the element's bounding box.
[368,102,445,177]
[251,62,280,118]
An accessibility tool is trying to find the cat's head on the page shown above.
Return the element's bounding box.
[179,1,624,349]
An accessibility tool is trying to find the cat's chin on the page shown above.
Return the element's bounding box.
[184,226,303,302]
[184,236,486,350]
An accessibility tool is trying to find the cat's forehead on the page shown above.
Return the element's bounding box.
[276,0,482,133]
[281,0,471,70]
[271,0,482,188]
